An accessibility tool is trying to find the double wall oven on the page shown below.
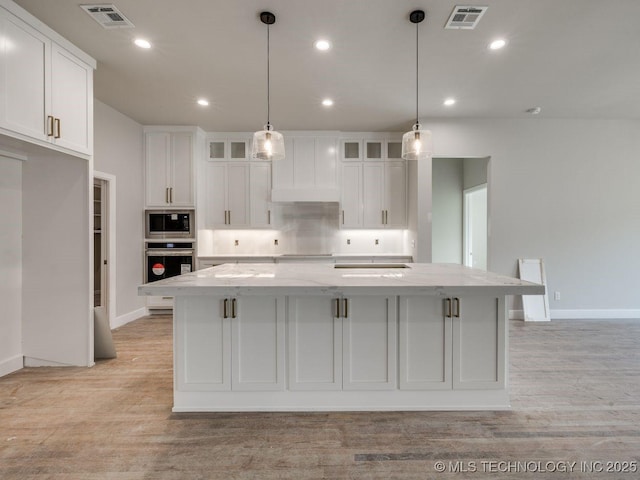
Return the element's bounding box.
[145,210,195,285]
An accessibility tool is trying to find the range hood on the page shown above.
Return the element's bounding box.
[270,134,340,202]
[271,187,340,203]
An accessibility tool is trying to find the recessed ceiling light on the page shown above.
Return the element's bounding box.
[489,39,506,50]
[315,39,331,51]
[322,98,334,107]
[197,98,209,107]
[443,98,456,106]
[134,38,151,49]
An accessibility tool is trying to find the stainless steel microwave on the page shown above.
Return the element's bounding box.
[145,210,194,239]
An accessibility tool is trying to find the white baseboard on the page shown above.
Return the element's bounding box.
[24,357,72,367]
[112,307,148,329]
[0,355,23,377]
[510,309,640,320]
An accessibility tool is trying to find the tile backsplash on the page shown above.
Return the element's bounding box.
[197,203,410,256]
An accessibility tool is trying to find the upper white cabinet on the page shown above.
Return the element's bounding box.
[340,137,407,229]
[201,133,273,229]
[271,134,340,202]
[0,4,95,156]
[145,128,197,207]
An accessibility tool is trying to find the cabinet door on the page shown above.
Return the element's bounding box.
[452,296,506,389]
[170,132,194,206]
[50,44,92,155]
[231,296,285,391]
[271,136,294,189]
[174,296,231,391]
[249,162,272,227]
[315,137,338,188]
[362,163,385,227]
[340,162,362,228]
[204,162,227,227]
[343,296,397,390]
[288,296,342,390]
[292,137,316,187]
[341,139,362,161]
[365,140,383,161]
[384,161,407,227]
[145,132,171,207]
[226,163,249,226]
[399,296,452,390]
[0,12,49,142]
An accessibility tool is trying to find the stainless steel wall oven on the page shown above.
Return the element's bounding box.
[145,242,194,283]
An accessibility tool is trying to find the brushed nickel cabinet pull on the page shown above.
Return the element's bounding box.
[228,210,231,224]
[382,210,385,225]
[166,187,170,204]
[223,298,229,318]
[54,118,61,139]
[454,297,461,318]
[445,298,452,318]
[169,187,173,204]
[47,115,54,137]
[343,298,348,318]
[231,298,237,319]
[268,209,271,225]
[335,298,341,318]
[341,210,344,225]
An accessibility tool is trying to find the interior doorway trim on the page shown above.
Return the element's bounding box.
[93,171,116,329]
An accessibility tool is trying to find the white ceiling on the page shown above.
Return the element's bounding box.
[14,0,640,132]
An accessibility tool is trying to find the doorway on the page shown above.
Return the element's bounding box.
[93,172,116,327]
[432,157,489,269]
[463,184,488,270]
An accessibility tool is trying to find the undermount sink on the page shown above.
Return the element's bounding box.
[334,263,409,269]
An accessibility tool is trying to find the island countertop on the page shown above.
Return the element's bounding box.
[138,262,545,297]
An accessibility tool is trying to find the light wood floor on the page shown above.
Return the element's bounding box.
[1,316,639,479]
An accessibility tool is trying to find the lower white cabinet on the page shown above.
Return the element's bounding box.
[452,296,505,390]
[287,295,397,391]
[176,295,285,392]
[399,296,452,390]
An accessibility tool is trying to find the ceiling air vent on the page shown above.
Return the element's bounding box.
[80,4,134,29]
[445,6,488,30]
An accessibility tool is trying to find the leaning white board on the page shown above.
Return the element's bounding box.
[518,258,550,322]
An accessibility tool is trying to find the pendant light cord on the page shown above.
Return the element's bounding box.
[267,23,271,127]
[415,20,419,126]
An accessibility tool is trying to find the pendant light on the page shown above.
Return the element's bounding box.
[252,11,285,161]
[401,10,432,161]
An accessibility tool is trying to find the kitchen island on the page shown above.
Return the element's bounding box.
[139,263,544,412]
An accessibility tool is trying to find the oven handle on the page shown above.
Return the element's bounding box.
[146,250,195,256]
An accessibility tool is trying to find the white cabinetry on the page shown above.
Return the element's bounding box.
[202,134,272,228]
[452,296,505,389]
[175,295,285,392]
[145,129,195,207]
[287,295,397,391]
[0,5,94,156]
[341,152,406,228]
[271,134,339,202]
[399,296,452,390]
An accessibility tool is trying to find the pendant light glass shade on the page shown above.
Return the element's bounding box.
[252,123,285,161]
[401,10,432,161]
[252,11,285,161]
[401,123,432,160]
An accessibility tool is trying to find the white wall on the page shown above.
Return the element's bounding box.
[22,146,91,366]
[0,155,23,375]
[432,158,463,264]
[93,101,146,326]
[417,118,640,315]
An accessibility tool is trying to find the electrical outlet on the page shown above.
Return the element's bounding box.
[234,239,239,246]
[375,239,379,245]
[274,239,278,246]
[347,239,351,245]
[554,291,561,301]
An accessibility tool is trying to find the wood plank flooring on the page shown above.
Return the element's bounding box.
[1,316,639,479]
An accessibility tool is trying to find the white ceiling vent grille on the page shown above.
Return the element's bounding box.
[80,4,134,29]
[445,6,488,30]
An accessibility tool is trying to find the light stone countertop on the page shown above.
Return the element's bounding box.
[139,262,545,297]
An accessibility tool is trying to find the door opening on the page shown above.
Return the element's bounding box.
[92,171,116,328]
[463,184,488,270]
